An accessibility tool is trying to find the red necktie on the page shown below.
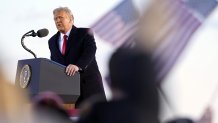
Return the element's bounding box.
[62,35,67,55]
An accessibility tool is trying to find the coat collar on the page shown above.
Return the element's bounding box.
[55,25,78,57]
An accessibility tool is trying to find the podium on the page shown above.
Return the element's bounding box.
[15,58,80,103]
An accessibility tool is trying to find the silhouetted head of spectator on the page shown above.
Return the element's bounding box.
[166,118,194,123]
[108,47,159,119]
[32,91,73,123]
[109,47,157,99]
[33,91,64,108]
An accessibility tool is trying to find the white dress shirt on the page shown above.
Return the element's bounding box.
[58,28,71,52]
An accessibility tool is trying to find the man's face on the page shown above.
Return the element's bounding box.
[54,11,73,34]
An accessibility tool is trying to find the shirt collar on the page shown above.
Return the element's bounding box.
[60,28,72,38]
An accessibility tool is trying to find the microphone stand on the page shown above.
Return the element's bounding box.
[21,30,37,58]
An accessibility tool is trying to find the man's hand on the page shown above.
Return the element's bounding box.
[65,64,79,76]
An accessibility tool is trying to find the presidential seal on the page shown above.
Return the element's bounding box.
[19,64,31,88]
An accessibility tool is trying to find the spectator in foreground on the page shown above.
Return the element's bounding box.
[0,69,33,123]
[77,47,160,123]
[32,91,74,123]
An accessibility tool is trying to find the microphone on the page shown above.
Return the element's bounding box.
[21,28,49,58]
[25,28,49,38]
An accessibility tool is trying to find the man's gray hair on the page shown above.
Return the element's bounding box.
[53,7,74,20]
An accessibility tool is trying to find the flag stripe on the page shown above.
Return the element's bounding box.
[111,22,137,47]
[154,1,194,60]
[94,13,120,36]
[156,19,201,80]
[91,12,115,30]
[91,0,138,47]
[153,0,204,81]
[98,13,125,42]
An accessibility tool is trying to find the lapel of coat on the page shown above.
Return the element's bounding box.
[65,26,77,56]
[53,32,63,57]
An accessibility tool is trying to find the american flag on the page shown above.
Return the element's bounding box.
[91,0,139,47]
[149,0,217,82]
[91,0,217,82]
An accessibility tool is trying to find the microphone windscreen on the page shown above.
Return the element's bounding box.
[37,28,49,38]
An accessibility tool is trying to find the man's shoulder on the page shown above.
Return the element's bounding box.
[48,32,59,43]
[76,27,93,35]
[77,27,90,32]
